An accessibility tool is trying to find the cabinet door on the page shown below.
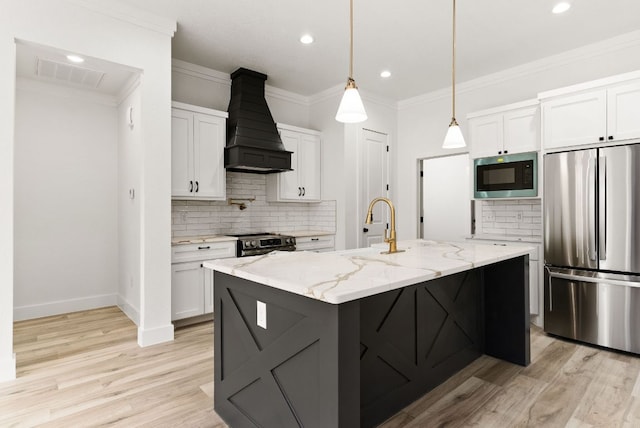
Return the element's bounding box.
[278,130,302,200]
[299,134,321,201]
[171,262,205,320]
[470,114,503,158]
[542,90,607,150]
[193,113,226,200]
[529,259,540,315]
[607,80,640,142]
[503,106,538,154]
[171,109,195,198]
[204,268,214,314]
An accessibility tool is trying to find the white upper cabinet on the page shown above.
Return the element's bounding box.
[468,101,539,158]
[540,74,640,151]
[171,102,227,200]
[267,124,321,202]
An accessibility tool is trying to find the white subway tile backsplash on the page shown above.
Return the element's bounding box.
[171,171,336,237]
[479,199,542,238]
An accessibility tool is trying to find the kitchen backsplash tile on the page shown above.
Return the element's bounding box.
[172,172,336,237]
[480,199,542,237]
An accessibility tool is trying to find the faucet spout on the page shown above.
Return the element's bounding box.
[364,197,403,254]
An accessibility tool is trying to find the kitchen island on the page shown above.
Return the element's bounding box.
[204,240,531,428]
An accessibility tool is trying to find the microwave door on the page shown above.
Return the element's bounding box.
[544,149,598,270]
[598,144,640,274]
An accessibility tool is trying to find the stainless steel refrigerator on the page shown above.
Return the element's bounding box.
[544,143,640,353]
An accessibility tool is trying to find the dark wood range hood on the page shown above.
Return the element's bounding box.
[224,68,292,174]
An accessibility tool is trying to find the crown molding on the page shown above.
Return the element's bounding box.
[171,59,230,86]
[66,0,176,36]
[399,29,640,110]
[172,59,311,107]
[116,74,142,105]
[16,77,117,107]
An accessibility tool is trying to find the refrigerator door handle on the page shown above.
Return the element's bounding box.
[587,158,597,261]
[598,156,607,261]
[547,270,640,289]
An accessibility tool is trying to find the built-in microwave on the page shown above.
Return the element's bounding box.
[474,152,537,198]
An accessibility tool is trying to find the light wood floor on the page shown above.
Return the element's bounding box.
[3,308,640,427]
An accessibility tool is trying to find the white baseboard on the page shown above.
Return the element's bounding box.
[137,324,174,347]
[13,294,118,321]
[0,354,16,382]
[117,296,140,326]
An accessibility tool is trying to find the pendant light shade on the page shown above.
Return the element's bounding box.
[443,0,465,148]
[336,78,367,123]
[336,0,367,123]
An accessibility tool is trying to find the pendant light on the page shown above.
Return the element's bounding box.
[335,0,367,123]
[442,0,466,148]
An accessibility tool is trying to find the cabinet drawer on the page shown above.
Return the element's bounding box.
[296,235,335,251]
[171,242,236,263]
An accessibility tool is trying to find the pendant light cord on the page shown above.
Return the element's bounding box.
[349,0,354,79]
[452,0,457,120]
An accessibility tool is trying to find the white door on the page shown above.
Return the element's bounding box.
[359,129,389,248]
[421,154,471,240]
[300,133,321,200]
[279,129,301,200]
[171,109,194,198]
[193,113,226,200]
[607,80,640,141]
[171,262,205,321]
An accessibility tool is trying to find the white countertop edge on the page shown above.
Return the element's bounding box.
[278,230,335,238]
[172,235,238,245]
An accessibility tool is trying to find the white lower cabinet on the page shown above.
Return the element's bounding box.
[170,241,236,321]
[295,235,335,252]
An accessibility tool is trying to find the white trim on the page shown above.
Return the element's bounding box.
[276,123,320,135]
[265,85,309,107]
[538,70,640,100]
[13,294,118,321]
[16,77,118,107]
[399,29,640,110]
[66,0,176,37]
[172,59,231,86]
[117,295,140,326]
[467,99,539,119]
[0,355,16,382]
[137,324,174,347]
[171,101,228,118]
[116,74,142,106]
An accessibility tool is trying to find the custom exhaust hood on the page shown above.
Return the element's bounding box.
[225,68,292,174]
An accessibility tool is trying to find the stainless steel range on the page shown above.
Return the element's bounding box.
[231,233,296,257]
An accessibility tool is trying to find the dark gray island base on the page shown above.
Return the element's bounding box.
[214,255,529,427]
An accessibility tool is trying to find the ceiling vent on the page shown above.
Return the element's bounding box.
[36,57,105,89]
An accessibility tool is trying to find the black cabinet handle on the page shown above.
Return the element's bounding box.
[195,181,199,192]
[302,187,306,196]
[198,246,211,250]
[599,136,605,141]
[363,228,369,233]
[498,151,502,155]
[189,181,193,192]
[608,136,614,140]
[298,187,302,196]
[311,238,319,241]
[504,150,508,154]
[200,263,203,268]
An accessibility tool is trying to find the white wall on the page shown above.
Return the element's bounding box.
[396,31,640,241]
[13,80,118,320]
[1,0,176,380]
[118,81,142,325]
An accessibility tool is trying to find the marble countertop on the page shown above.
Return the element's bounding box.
[171,235,237,246]
[203,239,532,304]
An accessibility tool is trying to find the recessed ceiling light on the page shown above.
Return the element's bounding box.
[552,2,571,14]
[380,70,391,78]
[300,34,314,45]
[66,54,85,63]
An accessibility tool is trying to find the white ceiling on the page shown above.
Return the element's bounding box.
[121,0,640,100]
[15,1,640,100]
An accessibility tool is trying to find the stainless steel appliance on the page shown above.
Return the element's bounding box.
[474,152,537,198]
[544,143,640,353]
[231,233,296,257]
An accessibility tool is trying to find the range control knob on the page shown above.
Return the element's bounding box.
[250,240,257,247]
